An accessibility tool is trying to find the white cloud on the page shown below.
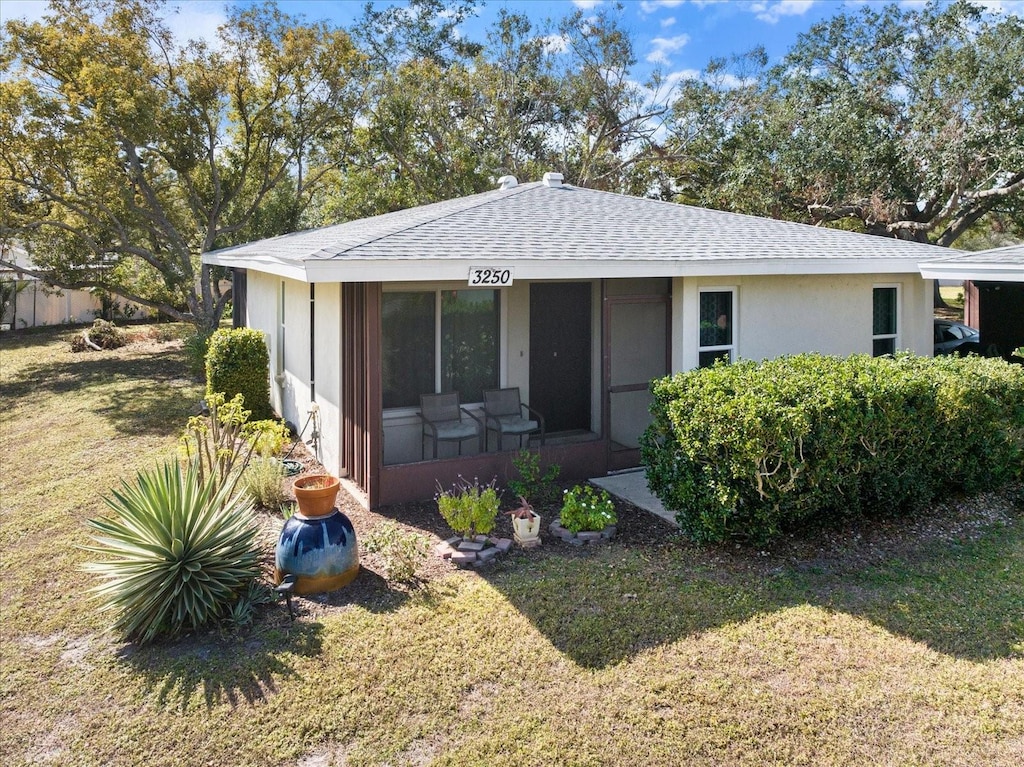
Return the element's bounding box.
[752,0,817,25]
[646,33,691,65]
[640,0,685,12]
[165,2,227,48]
[572,0,604,9]
[967,0,1024,15]
[542,34,569,55]
[661,16,677,28]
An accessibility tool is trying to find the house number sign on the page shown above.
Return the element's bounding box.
[468,267,514,286]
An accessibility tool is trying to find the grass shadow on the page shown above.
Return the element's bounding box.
[120,609,326,712]
[479,500,1023,669]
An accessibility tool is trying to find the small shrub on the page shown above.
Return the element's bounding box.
[362,521,430,585]
[507,449,561,504]
[82,461,261,644]
[182,328,213,379]
[560,484,617,533]
[243,456,289,509]
[436,477,500,538]
[205,327,272,420]
[179,392,286,496]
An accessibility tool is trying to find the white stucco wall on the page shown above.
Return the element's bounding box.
[672,273,933,370]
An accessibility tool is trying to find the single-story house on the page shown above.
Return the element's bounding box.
[203,173,955,508]
[919,243,1024,358]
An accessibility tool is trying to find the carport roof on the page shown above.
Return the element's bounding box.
[203,180,958,283]
[919,243,1024,283]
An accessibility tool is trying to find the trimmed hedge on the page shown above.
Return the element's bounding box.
[640,354,1024,544]
[205,327,273,421]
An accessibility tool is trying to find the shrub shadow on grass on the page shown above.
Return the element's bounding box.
[2,349,200,436]
[478,499,1023,669]
[120,611,325,712]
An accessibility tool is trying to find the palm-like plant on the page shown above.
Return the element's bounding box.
[83,461,262,644]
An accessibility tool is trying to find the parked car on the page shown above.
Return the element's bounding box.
[934,318,980,355]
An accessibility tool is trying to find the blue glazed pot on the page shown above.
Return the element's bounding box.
[274,509,360,595]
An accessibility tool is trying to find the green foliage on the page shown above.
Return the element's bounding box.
[507,449,561,504]
[642,354,1024,544]
[436,477,500,538]
[179,392,285,496]
[82,461,261,644]
[560,484,617,534]
[362,521,430,585]
[182,328,213,380]
[205,327,272,420]
[242,456,288,510]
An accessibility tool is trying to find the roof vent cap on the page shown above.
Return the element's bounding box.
[497,175,518,189]
[542,172,564,188]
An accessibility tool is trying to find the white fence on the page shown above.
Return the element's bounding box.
[0,280,149,330]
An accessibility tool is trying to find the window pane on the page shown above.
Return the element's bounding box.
[699,291,732,347]
[699,349,732,368]
[441,290,499,402]
[873,287,897,335]
[873,337,896,357]
[382,292,435,408]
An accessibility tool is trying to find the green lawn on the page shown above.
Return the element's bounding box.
[1,325,1022,766]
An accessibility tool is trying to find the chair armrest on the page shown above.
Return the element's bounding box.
[461,406,485,429]
[520,403,545,430]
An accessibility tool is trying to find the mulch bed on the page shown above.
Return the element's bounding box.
[258,439,1021,619]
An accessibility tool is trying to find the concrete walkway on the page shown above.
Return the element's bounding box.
[589,469,677,527]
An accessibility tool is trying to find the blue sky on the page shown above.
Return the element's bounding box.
[4,0,1023,83]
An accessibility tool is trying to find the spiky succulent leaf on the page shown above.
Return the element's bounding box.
[83,461,261,643]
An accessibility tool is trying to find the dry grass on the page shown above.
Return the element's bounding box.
[1,325,1022,767]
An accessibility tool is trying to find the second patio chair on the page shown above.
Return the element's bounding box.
[482,387,545,451]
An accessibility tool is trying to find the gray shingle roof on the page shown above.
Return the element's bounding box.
[204,181,959,281]
[919,242,1024,282]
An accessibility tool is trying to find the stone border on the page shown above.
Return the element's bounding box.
[548,520,617,546]
[434,534,514,568]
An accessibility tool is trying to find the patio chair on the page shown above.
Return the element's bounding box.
[418,392,482,460]
[482,387,545,451]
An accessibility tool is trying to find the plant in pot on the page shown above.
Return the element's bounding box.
[508,496,541,548]
[292,473,340,518]
[436,477,499,540]
[556,484,618,541]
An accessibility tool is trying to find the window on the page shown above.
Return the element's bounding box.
[382,289,500,409]
[698,289,735,368]
[872,286,898,356]
[276,281,286,379]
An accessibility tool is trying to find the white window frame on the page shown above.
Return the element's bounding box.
[381,284,506,413]
[697,286,738,367]
[872,284,900,356]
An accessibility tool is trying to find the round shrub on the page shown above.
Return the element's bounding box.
[205,327,272,420]
[641,353,1024,544]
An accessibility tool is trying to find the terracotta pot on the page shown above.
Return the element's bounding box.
[292,474,340,518]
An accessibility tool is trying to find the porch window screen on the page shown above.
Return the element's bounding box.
[441,290,500,403]
[872,286,898,356]
[698,289,734,368]
[382,289,500,408]
[382,292,435,409]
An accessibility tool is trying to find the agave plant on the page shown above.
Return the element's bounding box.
[83,461,262,644]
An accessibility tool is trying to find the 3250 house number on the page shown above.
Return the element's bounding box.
[468,267,514,286]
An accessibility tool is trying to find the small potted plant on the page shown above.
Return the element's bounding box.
[508,496,541,548]
[436,477,499,540]
[292,473,340,518]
